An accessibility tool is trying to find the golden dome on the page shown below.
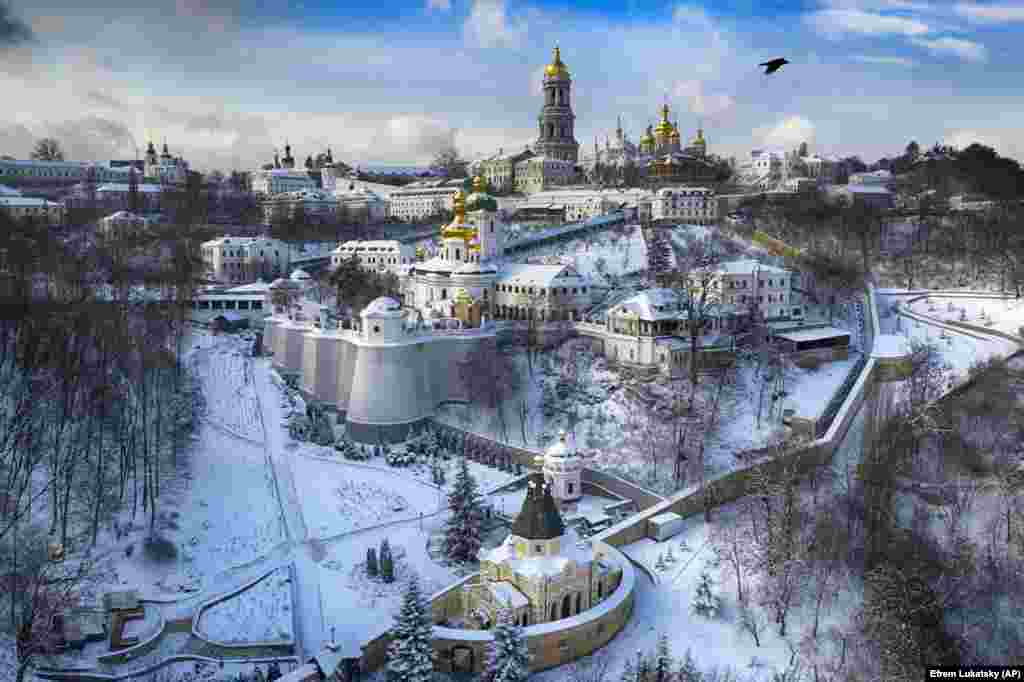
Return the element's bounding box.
[543,46,570,79]
[691,127,706,147]
[454,288,474,303]
[639,124,655,146]
[441,190,476,240]
[472,175,486,192]
[654,103,674,138]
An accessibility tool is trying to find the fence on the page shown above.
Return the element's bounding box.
[814,292,871,439]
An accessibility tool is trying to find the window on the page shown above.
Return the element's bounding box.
[567,483,574,495]
[535,544,543,553]
[373,325,380,333]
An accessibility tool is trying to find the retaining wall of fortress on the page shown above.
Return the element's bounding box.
[264,317,494,443]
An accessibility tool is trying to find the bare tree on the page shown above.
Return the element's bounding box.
[457,338,521,443]
[30,138,64,162]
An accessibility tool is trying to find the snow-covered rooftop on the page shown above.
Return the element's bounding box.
[715,259,790,276]
[772,326,850,343]
[361,296,403,317]
[872,333,911,359]
[610,288,682,321]
[0,183,21,195]
[497,263,585,287]
[0,197,62,207]
[844,184,892,194]
[96,183,163,193]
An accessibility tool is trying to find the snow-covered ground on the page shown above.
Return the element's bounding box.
[508,223,649,284]
[907,295,1024,337]
[198,566,295,644]
[534,502,859,682]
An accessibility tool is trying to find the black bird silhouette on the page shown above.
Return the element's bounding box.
[760,58,789,74]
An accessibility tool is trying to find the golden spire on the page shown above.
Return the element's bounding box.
[544,45,570,79]
[441,190,475,241]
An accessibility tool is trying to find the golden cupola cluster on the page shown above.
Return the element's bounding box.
[639,124,655,147]
[544,46,570,80]
[441,190,477,241]
[654,104,674,138]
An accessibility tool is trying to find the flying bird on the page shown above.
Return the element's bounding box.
[759,58,790,75]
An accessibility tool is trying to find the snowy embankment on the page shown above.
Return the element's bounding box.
[509,223,649,283]
[198,566,295,644]
[93,331,286,598]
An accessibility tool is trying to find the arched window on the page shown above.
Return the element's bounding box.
[575,592,582,614]
[550,602,558,621]
[597,581,603,599]
[561,594,572,619]
[441,289,447,299]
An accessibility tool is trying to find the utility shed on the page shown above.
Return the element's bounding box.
[647,511,684,541]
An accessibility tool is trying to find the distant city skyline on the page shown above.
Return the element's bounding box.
[1,0,1022,172]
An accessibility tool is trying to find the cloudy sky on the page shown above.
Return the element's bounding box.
[0,0,1021,172]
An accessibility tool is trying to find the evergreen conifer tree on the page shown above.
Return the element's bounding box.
[380,538,395,583]
[677,649,702,682]
[654,633,672,682]
[386,577,435,682]
[422,427,439,459]
[665,545,676,564]
[692,570,720,618]
[366,547,378,578]
[655,553,667,572]
[620,658,636,682]
[484,608,531,682]
[443,457,485,563]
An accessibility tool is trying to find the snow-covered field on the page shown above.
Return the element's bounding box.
[907,295,1024,338]
[194,339,263,441]
[198,566,294,644]
[315,512,460,654]
[535,503,858,682]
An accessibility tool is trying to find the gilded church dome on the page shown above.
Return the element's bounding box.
[691,127,706,148]
[639,124,655,146]
[543,46,570,79]
[441,190,476,241]
[654,104,674,138]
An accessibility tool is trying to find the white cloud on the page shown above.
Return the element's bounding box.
[804,9,930,38]
[853,54,916,65]
[820,0,935,11]
[463,0,526,48]
[426,0,452,10]
[672,4,713,28]
[671,79,735,122]
[954,2,1024,22]
[757,116,816,149]
[910,36,988,61]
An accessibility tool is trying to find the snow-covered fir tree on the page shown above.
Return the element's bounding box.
[366,547,378,578]
[665,545,676,564]
[655,553,667,572]
[677,648,702,682]
[382,539,396,583]
[422,427,440,459]
[443,457,485,563]
[431,456,446,487]
[386,446,417,467]
[654,633,672,682]
[620,657,636,682]
[692,570,721,618]
[484,608,531,682]
[335,435,368,460]
[386,576,435,682]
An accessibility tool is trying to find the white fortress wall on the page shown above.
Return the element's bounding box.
[282,323,306,375]
[334,337,359,413]
[303,333,341,409]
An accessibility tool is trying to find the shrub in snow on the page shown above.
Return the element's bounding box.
[386,447,417,468]
[484,608,531,682]
[443,457,485,564]
[654,633,673,682]
[143,534,177,562]
[366,547,378,578]
[692,570,721,619]
[386,577,435,682]
[335,435,368,460]
[311,415,334,446]
[431,457,446,486]
[288,415,311,441]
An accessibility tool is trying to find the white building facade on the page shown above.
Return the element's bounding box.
[201,236,293,284]
[0,197,65,225]
[387,186,461,222]
[251,169,317,196]
[261,189,340,225]
[331,240,415,276]
[514,156,577,194]
[651,186,717,224]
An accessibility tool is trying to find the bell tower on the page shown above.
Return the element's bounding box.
[536,46,579,163]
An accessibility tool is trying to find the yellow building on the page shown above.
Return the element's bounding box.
[472,465,623,629]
